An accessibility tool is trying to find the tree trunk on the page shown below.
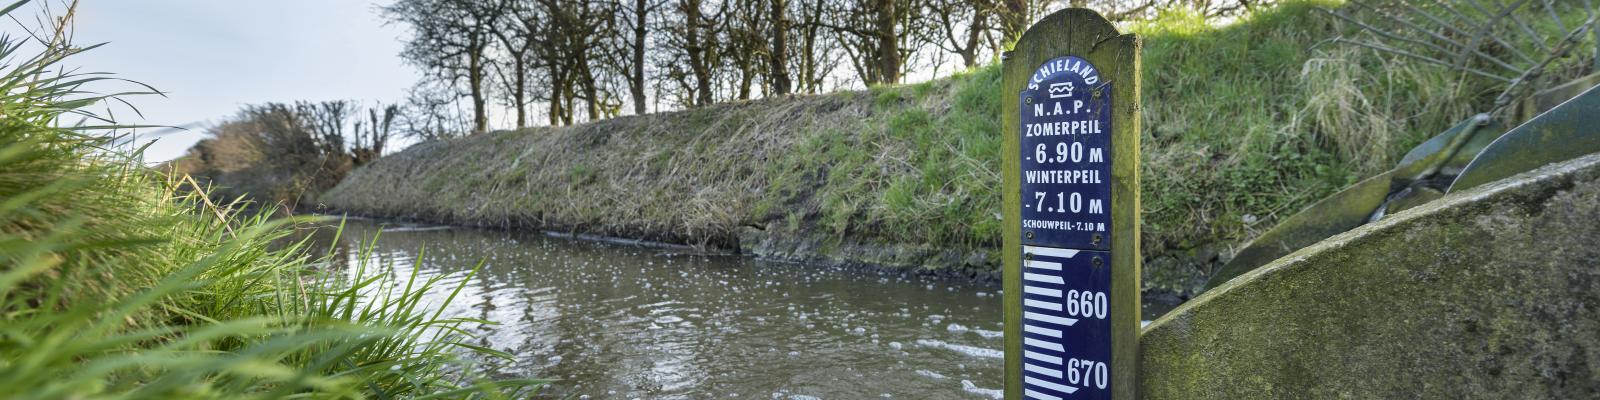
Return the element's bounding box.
[962,5,986,68]
[580,52,600,121]
[468,37,488,133]
[513,58,528,128]
[873,0,899,84]
[550,62,565,126]
[800,0,822,93]
[562,67,577,125]
[683,0,715,106]
[769,0,791,95]
[631,0,649,114]
[737,59,753,100]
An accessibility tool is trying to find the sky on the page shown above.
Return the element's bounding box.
[52,0,417,162]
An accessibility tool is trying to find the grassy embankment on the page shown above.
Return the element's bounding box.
[0,6,539,398]
[324,0,1509,296]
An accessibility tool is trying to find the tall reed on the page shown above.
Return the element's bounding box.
[0,1,541,398]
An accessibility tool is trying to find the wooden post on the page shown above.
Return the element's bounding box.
[1002,9,1140,400]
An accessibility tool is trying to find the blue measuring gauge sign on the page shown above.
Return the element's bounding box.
[1019,56,1112,251]
[1020,245,1112,400]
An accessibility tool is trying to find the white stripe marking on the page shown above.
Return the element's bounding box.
[1024,272,1064,284]
[1025,311,1078,327]
[1024,246,1080,259]
[1024,324,1062,338]
[1025,337,1064,352]
[1025,260,1062,271]
[1025,388,1063,400]
[1024,286,1061,297]
[1026,375,1080,395]
[1025,363,1064,379]
[1024,350,1062,365]
[1024,298,1062,311]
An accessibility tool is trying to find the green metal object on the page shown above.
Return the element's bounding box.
[1207,114,1504,290]
[1451,84,1600,191]
[1206,170,1395,289]
[1516,72,1600,123]
[1375,114,1502,219]
[1394,114,1496,178]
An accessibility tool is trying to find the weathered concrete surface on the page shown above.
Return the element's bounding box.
[1141,152,1600,399]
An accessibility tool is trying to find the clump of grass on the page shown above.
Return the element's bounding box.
[0,2,541,397]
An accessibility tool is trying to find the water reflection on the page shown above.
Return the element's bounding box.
[308,218,1009,399]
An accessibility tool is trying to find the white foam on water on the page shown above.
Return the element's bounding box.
[770,393,821,400]
[379,225,453,233]
[945,323,1003,340]
[961,380,1004,399]
[915,370,948,380]
[915,339,1003,359]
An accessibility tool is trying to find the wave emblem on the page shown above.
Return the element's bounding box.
[1047,82,1073,99]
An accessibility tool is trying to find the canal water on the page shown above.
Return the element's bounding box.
[308,218,1172,399]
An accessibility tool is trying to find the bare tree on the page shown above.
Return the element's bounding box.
[996,0,1031,42]
[929,0,991,68]
[873,0,901,84]
[724,0,770,99]
[664,0,723,106]
[352,103,399,165]
[768,0,793,95]
[384,0,501,133]
[491,0,540,129]
[297,101,349,158]
[551,0,613,121]
[624,0,659,113]
[824,0,936,85]
[402,81,468,141]
[792,0,837,94]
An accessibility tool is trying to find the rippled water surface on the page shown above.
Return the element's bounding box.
[312,219,1010,399]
